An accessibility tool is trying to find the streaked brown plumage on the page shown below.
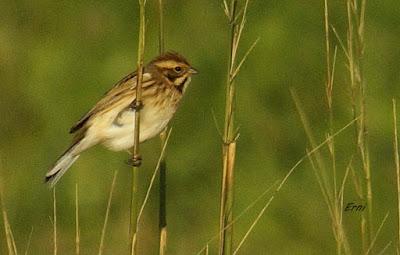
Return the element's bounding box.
[45,52,197,187]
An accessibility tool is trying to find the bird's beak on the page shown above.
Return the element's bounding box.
[188,67,198,75]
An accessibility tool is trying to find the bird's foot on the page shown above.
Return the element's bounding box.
[125,155,142,167]
[129,100,143,111]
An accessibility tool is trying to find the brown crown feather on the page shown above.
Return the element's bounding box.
[149,51,190,66]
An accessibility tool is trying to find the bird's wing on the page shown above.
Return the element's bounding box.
[69,71,154,134]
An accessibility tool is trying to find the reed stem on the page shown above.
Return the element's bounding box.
[219,0,238,254]
[130,0,146,254]
[218,0,255,253]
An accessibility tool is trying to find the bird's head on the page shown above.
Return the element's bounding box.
[149,52,198,93]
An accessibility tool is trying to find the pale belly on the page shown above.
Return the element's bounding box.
[101,105,176,151]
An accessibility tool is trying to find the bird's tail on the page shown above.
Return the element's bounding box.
[45,140,82,187]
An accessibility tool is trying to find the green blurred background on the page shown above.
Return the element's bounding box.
[1,0,400,254]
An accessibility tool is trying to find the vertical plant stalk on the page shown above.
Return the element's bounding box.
[130,165,139,255]
[346,0,372,248]
[219,0,256,254]
[196,117,357,255]
[53,188,57,255]
[75,184,80,255]
[24,226,34,255]
[130,0,146,254]
[157,1,167,254]
[323,1,349,254]
[324,0,336,197]
[219,142,236,255]
[365,212,390,255]
[393,99,400,252]
[219,1,238,254]
[291,89,351,255]
[98,171,118,255]
[232,118,358,254]
[0,186,18,255]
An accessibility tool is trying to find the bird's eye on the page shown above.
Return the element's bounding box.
[174,66,182,72]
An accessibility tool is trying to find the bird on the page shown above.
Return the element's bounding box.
[45,52,198,187]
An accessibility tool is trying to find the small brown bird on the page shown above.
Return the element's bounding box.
[46,52,197,187]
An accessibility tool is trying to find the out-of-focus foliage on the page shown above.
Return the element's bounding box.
[0,0,399,254]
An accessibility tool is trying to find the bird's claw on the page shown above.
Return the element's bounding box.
[125,155,142,167]
[129,100,143,111]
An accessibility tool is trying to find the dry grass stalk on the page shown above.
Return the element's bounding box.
[219,0,258,253]
[219,142,236,255]
[130,0,146,254]
[232,184,272,255]
[365,212,389,255]
[98,171,118,255]
[324,5,338,191]
[196,181,279,255]
[291,88,352,254]
[24,226,34,255]
[378,241,393,255]
[232,117,359,254]
[290,89,333,204]
[53,188,57,255]
[197,117,358,255]
[323,2,352,253]
[219,0,239,251]
[345,0,372,249]
[75,184,80,255]
[0,185,18,255]
[393,99,400,252]
[129,166,139,255]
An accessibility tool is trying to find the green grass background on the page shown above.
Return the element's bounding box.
[0,0,400,254]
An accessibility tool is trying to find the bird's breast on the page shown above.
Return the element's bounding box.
[101,101,177,151]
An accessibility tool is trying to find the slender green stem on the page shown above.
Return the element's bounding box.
[130,0,146,254]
